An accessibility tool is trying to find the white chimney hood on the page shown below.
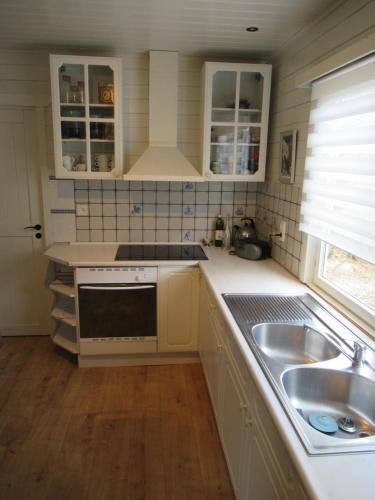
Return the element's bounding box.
[124,51,204,181]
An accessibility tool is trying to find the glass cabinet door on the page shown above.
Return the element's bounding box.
[205,63,270,180]
[59,63,87,173]
[88,65,115,173]
[51,55,122,178]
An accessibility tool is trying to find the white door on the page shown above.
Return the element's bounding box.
[0,108,50,336]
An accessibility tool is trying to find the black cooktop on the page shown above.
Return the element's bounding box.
[115,244,208,261]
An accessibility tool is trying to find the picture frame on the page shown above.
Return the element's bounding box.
[279,129,297,184]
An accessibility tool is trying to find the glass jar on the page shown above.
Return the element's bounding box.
[60,75,71,103]
[69,85,81,104]
[77,81,85,104]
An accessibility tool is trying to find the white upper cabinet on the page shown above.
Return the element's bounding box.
[202,62,271,182]
[50,55,123,179]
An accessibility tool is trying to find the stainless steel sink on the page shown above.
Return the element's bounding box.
[222,293,375,455]
[251,323,340,365]
[282,367,375,441]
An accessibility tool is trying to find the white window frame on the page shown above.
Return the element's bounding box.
[304,235,375,332]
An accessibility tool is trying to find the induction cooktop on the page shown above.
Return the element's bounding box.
[115,244,208,261]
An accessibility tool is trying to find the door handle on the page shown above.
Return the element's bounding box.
[24,224,42,230]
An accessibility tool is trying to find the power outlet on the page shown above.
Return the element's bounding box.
[76,204,89,216]
[279,220,287,242]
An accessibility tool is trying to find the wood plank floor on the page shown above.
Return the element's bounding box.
[0,337,234,500]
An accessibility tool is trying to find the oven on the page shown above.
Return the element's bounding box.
[76,267,158,355]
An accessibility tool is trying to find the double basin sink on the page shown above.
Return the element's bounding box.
[223,293,375,455]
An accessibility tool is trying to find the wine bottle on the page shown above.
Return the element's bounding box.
[224,215,231,249]
[215,215,224,247]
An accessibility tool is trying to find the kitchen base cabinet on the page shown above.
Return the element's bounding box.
[244,423,280,500]
[158,266,199,352]
[198,276,309,500]
[199,280,225,419]
[221,347,248,498]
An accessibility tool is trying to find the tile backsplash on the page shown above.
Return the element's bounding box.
[256,182,303,277]
[74,180,257,243]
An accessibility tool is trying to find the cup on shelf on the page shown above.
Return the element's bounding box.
[62,155,77,170]
[94,153,114,172]
[218,135,228,143]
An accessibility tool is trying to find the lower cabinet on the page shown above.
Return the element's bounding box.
[158,266,199,352]
[221,347,248,498]
[198,276,308,500]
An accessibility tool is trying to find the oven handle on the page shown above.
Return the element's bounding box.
[79,285,156,291]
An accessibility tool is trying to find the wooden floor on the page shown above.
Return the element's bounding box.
[0,337,234,500]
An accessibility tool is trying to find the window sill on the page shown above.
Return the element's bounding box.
[305,281,375,342]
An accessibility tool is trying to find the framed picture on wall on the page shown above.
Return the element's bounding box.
[279,129,297,184]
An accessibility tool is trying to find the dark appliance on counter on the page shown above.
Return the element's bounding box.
[231,218,271,260]
[233,238,272,260]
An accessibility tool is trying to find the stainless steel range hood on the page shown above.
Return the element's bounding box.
[124,51,204,182]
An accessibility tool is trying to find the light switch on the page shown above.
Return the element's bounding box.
[76,204,89,216]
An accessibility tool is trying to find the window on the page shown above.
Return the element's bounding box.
[311,241,375,326]
[301,54,375,327]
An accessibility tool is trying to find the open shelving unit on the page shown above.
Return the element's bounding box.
[49,265,78,355]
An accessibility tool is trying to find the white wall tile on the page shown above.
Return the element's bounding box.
[51,213,76,242]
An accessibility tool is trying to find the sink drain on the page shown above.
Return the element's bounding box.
[337,417,357,434]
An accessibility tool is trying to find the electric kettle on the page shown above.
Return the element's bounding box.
[232,217,257,246]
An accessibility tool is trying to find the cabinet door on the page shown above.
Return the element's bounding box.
[50,54,123,179]
[220,348,247,497]
[158,267,199,352]
[247,423,281,500]
[202,62,271,182]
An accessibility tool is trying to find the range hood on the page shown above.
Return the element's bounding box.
[124,51,204,182]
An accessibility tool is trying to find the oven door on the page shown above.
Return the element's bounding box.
[78,283,157,341]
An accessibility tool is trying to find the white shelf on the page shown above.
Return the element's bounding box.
[62,138,86,142]
[49,280,75,298]
[89,118,115,123]
[90,103,114,108]
[212,107,261,112]
[90,139,114,143]
[60,117,85,122]
[51,307,77,328]
[211,122,262,127]
[52,325,78,354]
[211,142,259,146]
[60,102,85,107]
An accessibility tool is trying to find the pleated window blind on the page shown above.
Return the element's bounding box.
[300,55,375,264]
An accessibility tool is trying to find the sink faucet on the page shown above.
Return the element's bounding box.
[352,341,366,368]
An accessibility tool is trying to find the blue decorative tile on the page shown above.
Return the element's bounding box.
[131,204,142,216]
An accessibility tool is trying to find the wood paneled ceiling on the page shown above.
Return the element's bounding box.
[0,0,339,58]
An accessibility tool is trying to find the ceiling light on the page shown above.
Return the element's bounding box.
[246,26,259,32]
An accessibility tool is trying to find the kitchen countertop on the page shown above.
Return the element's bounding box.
[45,242,375,500]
